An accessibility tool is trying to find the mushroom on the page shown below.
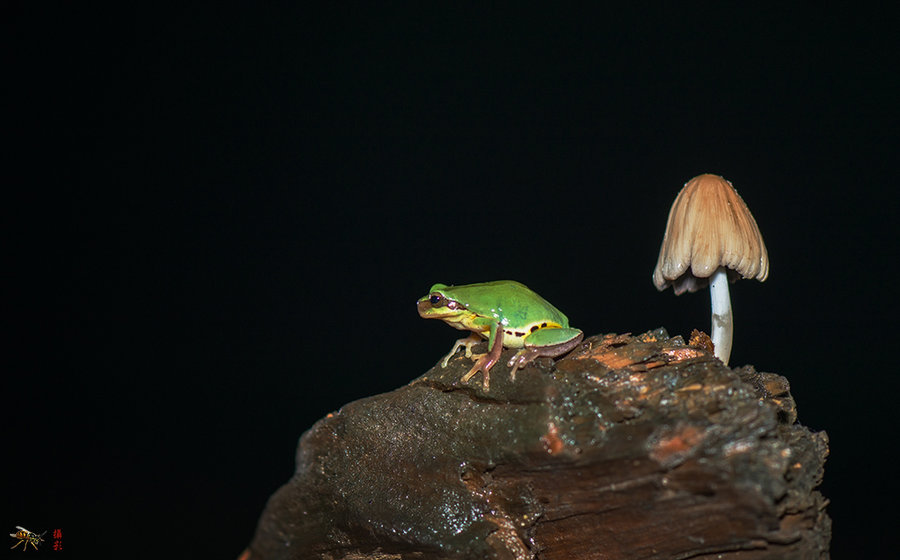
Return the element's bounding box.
[652,173,768,365]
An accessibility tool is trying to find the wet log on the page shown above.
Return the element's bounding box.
[244,329,830,559]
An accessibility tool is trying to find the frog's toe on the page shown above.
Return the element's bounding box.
[508,349,539,381]
[441,351,462,367]
[460,355,497,391]
[461,364,490,392]
[460,365,479,384]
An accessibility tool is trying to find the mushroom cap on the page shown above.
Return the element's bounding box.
[653,173,769,295]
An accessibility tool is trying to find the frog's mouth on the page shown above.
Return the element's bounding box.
[417,299,464,318]
[417,307,459,320]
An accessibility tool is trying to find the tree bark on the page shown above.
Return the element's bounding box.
[244,329,830,559]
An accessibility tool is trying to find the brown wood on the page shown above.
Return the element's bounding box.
[244,329,830,559]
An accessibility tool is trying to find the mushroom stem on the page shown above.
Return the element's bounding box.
[709,267,733,365]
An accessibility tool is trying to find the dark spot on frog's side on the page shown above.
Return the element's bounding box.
[541,322,547,328]
[515,331,525,337]
[530,325,540,333]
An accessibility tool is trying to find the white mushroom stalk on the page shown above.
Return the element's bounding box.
[653,174,768,366]
[708,267,733,364]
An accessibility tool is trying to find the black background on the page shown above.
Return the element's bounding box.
[4,4,897,558]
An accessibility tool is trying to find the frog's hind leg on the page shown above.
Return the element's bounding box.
[508,329,584,381]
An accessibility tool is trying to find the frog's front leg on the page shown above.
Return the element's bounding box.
[508,328,584,381]
[440,333,484,367]
[460,320,503,391]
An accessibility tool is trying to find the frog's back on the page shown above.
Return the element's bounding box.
[459,280,570,327]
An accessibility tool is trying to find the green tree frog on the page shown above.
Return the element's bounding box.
[417,280,583,390]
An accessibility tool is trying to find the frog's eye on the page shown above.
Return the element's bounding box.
[429,294,444,306]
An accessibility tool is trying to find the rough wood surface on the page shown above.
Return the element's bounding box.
[244,329,830,559]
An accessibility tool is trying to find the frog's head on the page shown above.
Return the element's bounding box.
[417,283,467,319]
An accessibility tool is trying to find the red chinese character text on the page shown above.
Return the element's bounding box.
[52,528,63,551]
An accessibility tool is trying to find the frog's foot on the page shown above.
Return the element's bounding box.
[441,333,484,367]
[507,350,538,381]
[460,353,499,391]
[508,331,584,381]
